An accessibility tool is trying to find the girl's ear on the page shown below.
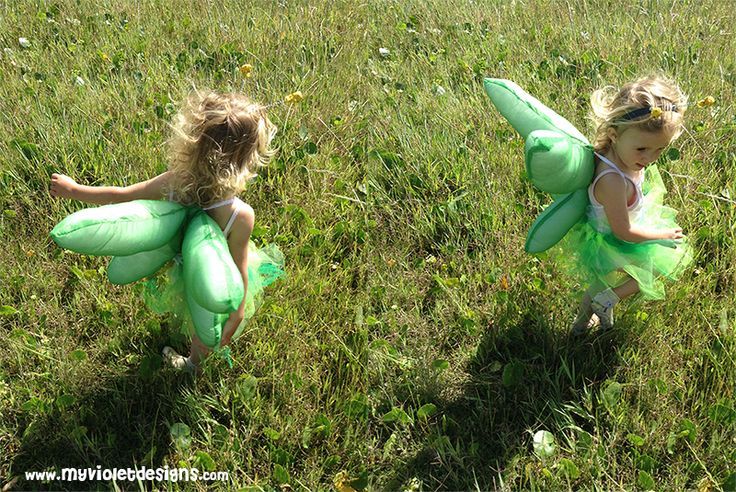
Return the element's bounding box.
[606,127,618,143]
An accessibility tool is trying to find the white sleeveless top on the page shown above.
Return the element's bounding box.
[202,198,240,238]
[168,192,240,238]
[587,153,645,234]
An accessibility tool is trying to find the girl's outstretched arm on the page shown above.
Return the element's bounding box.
[50,171,172,204]
[596,174,684,243]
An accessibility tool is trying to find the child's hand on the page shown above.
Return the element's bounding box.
[662,227,684,240]
[50,173,78,199]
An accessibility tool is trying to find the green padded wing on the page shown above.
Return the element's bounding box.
[525,189,588,253]
[51,200,186,256]
[182,210,244,313]
[525,129,594,194]
[483,78,589,143]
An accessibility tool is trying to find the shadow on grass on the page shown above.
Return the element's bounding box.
[8,335,195,491]
[386,298,628,490]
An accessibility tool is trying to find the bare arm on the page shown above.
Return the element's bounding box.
[220,203,255,345]
[595,174,684,243]
[50,171,172,204]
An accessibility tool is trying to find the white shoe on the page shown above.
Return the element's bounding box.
[591,288,620,330]
[163,346,196,373]
[571,312,601,336]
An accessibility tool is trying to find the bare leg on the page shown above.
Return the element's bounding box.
[612,276,640,300]
[219,325,237,348]
[219,313,245,348]
[188,335,210,366]
[166,315,242,372]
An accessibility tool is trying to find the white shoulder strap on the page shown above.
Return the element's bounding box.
[202,197,235,210]
[223,209,239,238]
[594,152,626,178]
[591,169,624,187]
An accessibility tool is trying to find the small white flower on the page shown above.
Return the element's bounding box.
[74,76,85,86]
[18,37,30,49]
[434,85,446,96]
[379,47,390,58]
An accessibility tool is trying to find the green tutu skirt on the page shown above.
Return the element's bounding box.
[143,241,285,342]
[557,165,693,300]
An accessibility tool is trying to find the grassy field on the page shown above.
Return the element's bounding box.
[1,0,735,490]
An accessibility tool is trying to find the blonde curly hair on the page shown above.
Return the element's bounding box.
[590,75,687,153]
[166,91,276,206]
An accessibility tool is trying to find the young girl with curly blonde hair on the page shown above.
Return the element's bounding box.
[51,90,284,372]
[567,75,693,334]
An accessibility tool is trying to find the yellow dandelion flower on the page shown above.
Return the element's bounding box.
[649,107,663,119]
[336,483,357,492]
[285,91,304,104]
[697,96,715,108]
[333,471,357,492]
[239,64,253,78]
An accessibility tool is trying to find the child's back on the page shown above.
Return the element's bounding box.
[51,90,284,373]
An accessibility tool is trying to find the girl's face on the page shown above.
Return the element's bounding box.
[607,127,674,174]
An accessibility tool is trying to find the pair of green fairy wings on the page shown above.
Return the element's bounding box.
[50,201,243,349]
[484,78,594,253]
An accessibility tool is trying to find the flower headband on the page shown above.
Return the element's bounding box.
[619,102,679,122]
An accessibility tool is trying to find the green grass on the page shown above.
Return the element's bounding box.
[1,0,735,490]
